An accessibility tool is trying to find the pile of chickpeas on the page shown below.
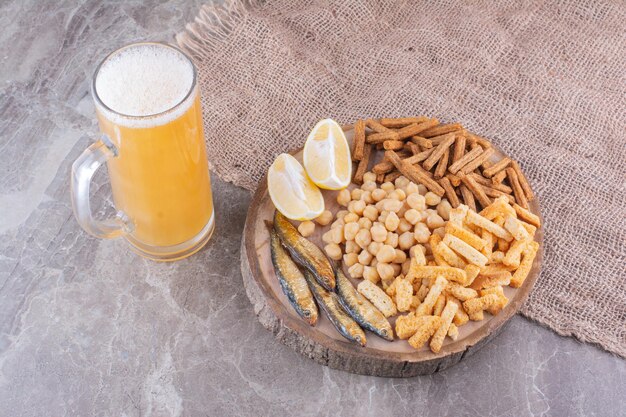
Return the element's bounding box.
[319,172,452,286]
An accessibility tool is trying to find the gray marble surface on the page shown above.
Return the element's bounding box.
[0,1,624,416]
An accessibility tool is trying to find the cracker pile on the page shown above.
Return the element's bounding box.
[350,117,535,210]
[388,196,540,353]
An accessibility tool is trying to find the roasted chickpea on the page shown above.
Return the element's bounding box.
[321,230,333,244]
[405,182,420,195]
[358,249,373,265]
[358,217,372,230]
[383,199,403,213]
[410,245,425,259]
[385,211,400,232]
[344,222,360,241]
[397,204,408,218]
[361,181,377,192]
[343,253,359,267]
[315,210,333,226]
[417,184,428,195]
[345,239,360,254]
[393,249,407,264]
[371,223,387,242]
[401,259,411,275]
[371,188,387,202]
[406,193,426,211]
[404,208,422,225]
[426,213,445,230]
[433,226,446,238]
[351,188,363,201]
[348,263,364,279]
[398,231,415,250]
[363,205,378,221]
[378,210,389,223]
[380,182,395,192]
[363,266,380,283]
[424,191,441,206]
[394,176,409,189]
[367,241,383,256]
[355,228,372,249]
[298,221,315,237]
[348,199,366,216]
[437,199,452,220]
[331,217,345,229]
[376,263,395,281]
[376,244,396,263]
[414,223,431,243]
[389,189,406,201]
[361,190,373,204]
[344,212,359,223]
[337,189,351,206]
[397,218,412,233]
[330,226,344,244]
[363,172,377,183]
[385,232,399,248]
[324,243,342,260]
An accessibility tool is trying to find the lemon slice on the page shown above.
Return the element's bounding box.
[303,119,352,190]
[268,153,325,220]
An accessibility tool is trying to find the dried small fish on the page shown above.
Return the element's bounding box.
[268,224,318,325]
[335,269,394,341]
[304,270,366,346]
[273,211,335,290]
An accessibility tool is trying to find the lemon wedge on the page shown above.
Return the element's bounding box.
[303,119,352,190]
[268,153,325,220]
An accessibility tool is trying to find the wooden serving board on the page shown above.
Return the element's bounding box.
[241,136,543,377]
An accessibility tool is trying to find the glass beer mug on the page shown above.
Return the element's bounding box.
[71,42,215,261]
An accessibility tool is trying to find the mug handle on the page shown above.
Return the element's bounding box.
[71,136,133,239]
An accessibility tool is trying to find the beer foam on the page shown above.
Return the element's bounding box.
[94,44,195,128]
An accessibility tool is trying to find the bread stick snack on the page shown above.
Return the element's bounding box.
[422,133,455,171]
[408,316,443,349]
[352,119,366,161]
[416,275,448,316]
[379,116,429,128]
[430,300,459,353]
[483,157,510,178]
[506,167,528,208]
[448,146,483,174]
[460,174,492,209]
[510,161,534,201]
[510,241,539,288]
[433,147,450,179]
[420,123,463,138]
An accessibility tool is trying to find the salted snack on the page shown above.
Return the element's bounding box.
[268,224,319,325]
[350,117,535,210]
[266,117,541,354]
[304,270,366,346]
[274,211,336,290]
[316,177,540,352]
[357,280,398,318]
[335,269,393,341]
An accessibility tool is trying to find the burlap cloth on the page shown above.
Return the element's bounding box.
[177,0,626,357]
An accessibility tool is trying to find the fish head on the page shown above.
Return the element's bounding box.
[302,308,318,326]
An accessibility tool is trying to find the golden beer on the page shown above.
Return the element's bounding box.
[72,42,214,260]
